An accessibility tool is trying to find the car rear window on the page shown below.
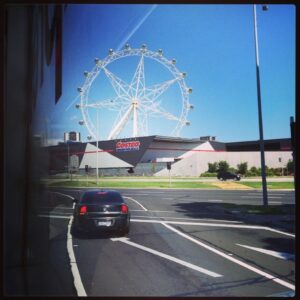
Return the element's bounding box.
[80,191,123,204]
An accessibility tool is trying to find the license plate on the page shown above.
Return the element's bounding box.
[97,220,112,227]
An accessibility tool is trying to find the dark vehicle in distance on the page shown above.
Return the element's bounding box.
[217,171,241,181]
[72,190,130,236]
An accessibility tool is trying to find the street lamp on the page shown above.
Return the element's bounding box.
[96,109,99,184]
[253,4,268,206]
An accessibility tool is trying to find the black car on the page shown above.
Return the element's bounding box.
[72,189,130,236]
[217,171,241,181]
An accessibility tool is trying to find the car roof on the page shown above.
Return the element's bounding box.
[82,189,121,196]
[80,189,124,203]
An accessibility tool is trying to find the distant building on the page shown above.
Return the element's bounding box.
[64,131,81,142]
[47,135,293,176]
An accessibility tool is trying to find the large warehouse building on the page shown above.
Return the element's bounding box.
[47,135,293,176]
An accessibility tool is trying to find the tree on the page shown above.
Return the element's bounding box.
[208,162,218,173]
[237,162,248,175]
[218,161,229,173]
[286,159,294,175]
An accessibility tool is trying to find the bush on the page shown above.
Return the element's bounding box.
[237,162,248,175]
[246,166,261,177]
[218,161,229,173]
[286,159,294,175]
[266,168,276,177]
[208,162,218,173]
[228,167,237,173]
[200,172,218,177]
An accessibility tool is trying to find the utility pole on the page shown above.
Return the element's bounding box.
[253,4,268,206]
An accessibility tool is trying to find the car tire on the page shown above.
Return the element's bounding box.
[120,224,130,237]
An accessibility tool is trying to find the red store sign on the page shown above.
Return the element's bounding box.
[116,141,141,152]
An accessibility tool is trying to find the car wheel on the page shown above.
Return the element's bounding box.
[120,224,130,237]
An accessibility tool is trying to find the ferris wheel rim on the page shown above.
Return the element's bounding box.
[78,45,193,141]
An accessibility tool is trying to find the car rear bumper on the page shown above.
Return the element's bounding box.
[76,214,130,232]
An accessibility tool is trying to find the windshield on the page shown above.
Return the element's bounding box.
[80,191,123,204]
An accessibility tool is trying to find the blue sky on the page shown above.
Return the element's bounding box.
[35,4,295,144]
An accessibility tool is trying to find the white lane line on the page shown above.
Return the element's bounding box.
[124,193,150,196]
[269,201,282,204]
[161,222,295,291]
[148,210,175,213]
[51,191,75,200]
[67,216,87,297]
[38,214,70,219]
[48,191,87,296]
[242,196,282,199]
[131,219,295,238]
[236,244,295,261]
[246,193,286,196]
[207,200,223,203]
[124,196,148,211]
[132,215,243,224]
[110,237,222,278]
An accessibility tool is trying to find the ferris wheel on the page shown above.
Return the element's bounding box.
[75,44,194,140]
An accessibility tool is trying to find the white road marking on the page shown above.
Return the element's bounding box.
[124,196,148,211]
[269,201,282,204]
[242,196,282,199]
[38,214,70,219]
[161,222,295,291]
[48,191,87,296]
[67,217,87,296]
[124,193,150,196]
[132,215,243,223]
[131,219,295,238]
[40,206,74,210]
[207,200,223,202]
[51,191,75,200]
[246,193,286,196]
[110,237,222,278]
[236,244,295,260]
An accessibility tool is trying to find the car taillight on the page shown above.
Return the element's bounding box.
[79,205,87,215]
[121,204,128,214]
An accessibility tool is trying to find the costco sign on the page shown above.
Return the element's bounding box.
[116,141,141,152]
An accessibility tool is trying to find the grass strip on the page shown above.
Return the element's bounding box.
[240,182,294,189]
[48,180,217,189]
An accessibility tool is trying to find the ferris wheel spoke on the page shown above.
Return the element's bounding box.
[83,97,126,110]
[147,104,180,122]
[130,55,146,99]
[144,77,179,101]
[102,66,132,99]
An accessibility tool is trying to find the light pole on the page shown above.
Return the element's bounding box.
[253,4,268,206]
[67,140,70,179]
[96,109,99,184]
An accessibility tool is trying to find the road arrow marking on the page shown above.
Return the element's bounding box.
[110,237,222,278]
[236,244,295,261]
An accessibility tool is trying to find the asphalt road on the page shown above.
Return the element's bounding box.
[42,188,295,297]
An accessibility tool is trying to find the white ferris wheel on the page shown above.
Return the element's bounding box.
[75,44,194,141]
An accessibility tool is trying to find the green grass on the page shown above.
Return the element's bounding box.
[47,179,294,190]
[241,182,294,189]
[48,180,217,189]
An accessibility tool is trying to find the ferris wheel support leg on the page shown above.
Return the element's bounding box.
[108,105,133,140]
[133,103,138,137]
